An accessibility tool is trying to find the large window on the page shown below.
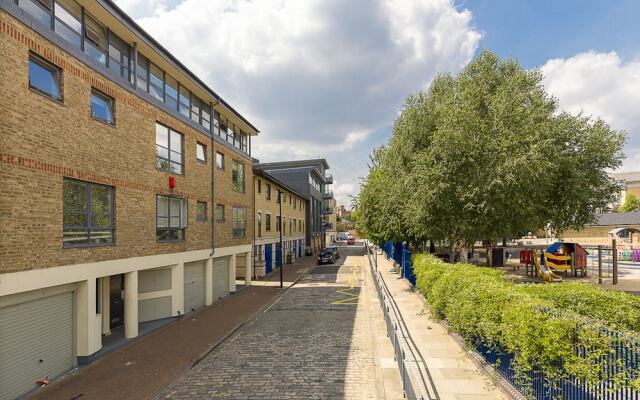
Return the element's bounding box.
[54,0,81,48]
[136,53,149,92]
[19,0,53,28]
[155,123,183,174]
[149,63,165,102]
[156,195,187,241]
[29,53,62,101]
[266,213,271,231]
[232,160,245,193]
[108,32,130,81]
[84,12,107,65]
[63,178,114,247]
[232,207,247,238]
[266,184,271,201]
[165,74,179,111]
[91,89,115,124]
[276,216,281,232]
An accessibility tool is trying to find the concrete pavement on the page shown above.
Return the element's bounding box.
[372,251,506,400]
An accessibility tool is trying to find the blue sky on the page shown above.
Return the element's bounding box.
[464,0,640,67]
[116,0,640,206]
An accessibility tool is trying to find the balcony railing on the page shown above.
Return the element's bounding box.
[323,190,333,199]
[323,207,333,215]
[325,174,333,184]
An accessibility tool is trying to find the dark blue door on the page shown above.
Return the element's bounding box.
[276,243,282,267]
[265,244,272,274]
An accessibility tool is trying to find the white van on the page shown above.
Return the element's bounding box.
[337,232,349,241]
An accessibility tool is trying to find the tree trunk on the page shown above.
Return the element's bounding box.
[429,240,436,254]
[486,240,493,268]
[459,242,468,263]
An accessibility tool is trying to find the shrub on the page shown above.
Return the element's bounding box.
[412,254,640,394]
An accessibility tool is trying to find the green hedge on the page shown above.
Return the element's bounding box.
[412,254,640,391]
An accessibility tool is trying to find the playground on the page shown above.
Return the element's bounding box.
[474,241,640,294]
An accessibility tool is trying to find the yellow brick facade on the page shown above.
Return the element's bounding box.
[252,174,306,277]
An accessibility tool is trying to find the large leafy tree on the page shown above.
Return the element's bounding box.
[619,194,640,213]
[355,51,625,261]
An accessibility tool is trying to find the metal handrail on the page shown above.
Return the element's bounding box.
[365,241,439,400]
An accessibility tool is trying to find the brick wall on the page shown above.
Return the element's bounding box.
[253,175,306,240]
[0,11,253,273]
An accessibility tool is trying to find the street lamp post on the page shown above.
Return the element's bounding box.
[279,190,283,288]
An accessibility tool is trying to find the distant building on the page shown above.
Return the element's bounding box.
[337,205,351,220]
[612,171,640,209]
[324,196,337,244]
[254,159,333,254]
[560,211,640,246]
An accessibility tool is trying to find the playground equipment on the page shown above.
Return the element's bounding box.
[530,249,562,283]
[544,242,588,277]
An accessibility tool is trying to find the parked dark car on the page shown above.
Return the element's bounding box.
[327,245,340,259]
[317,249,336,264]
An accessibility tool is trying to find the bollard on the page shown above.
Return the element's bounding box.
[612,239,618,285]
[598,245,603,284]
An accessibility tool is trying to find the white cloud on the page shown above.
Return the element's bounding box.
[541,51,640,171]
[115,0,481,204]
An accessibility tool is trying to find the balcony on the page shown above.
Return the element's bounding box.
[323,190,333,199]
[322,207,333,215]
[324,223,335,230]
[325,174,333,184]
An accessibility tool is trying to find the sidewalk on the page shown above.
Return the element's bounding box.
[30,258,316,400]
[371,252,506,400]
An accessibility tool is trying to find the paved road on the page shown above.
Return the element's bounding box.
[156,245,397,400]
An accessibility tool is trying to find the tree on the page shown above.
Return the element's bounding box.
[355,50,625,262]
[619,194,640,212]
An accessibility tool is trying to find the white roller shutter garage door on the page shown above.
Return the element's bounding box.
[184,261,205,313]
[0,292,74,400]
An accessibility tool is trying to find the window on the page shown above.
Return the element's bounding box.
[165,75,179,111]
[108,32,131,81]
[63,178,114,247]
[298,219,302,232]
[29,53,62,100]
[215,152,224,169]
[84,12,107,65]
[232,161,245,193]
[19,0,53,28]
[240,132,248,153]
[178,85,190,118]
[136,53,149,92]
[54,0,81,48]
[149,63,164,102]
[276,190,281,203]
[257,211,262,238]
[216,204,225,222]
[266,184,271,201]
[196,142,207,162]
[191,95,202,124]
[156,195,187,241]
[266,213,271,231]
[91,89,115,124]
[232,207,247,238]
[257,179,261,194]
[155,123,183,174]
[294,198,296,209]
[276,216,281,232]
[197,201,207,221]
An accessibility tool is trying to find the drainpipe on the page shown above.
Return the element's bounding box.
[210,99,220,257]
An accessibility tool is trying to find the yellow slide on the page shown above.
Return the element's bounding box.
[531,250,562,283]
[544,252,572,272]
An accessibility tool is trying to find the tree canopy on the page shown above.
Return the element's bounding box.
[619,193,640,213]
[354,51,625,257]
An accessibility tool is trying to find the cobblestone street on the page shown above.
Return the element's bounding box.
[156,245,401,400]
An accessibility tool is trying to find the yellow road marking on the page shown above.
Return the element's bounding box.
[331,257,363,304]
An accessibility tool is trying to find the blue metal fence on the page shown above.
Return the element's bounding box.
[379,239,640,399]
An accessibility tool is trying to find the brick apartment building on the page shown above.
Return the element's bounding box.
[251,169,306,278]
[254,159,333,254]
[0,0,257,398]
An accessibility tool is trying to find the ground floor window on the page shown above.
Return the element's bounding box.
[63,178,114,247]
[232,207,247,238]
